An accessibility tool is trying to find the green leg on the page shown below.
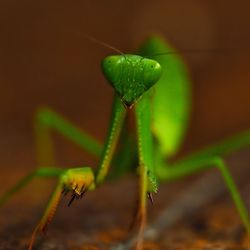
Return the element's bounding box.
[1,100,125,211]
[157,156,250,233]
[0,167,64,207]
[156,129,250,179]
[26,166,95,250]
[0,165,95,250]
[178,129,250,164]
[1,108,102,210]
[135,165,148,250]
[2,100,126,250]
[95,96,126,184]
[35,107,102,165]
[156,129,250,233]
[109,118,137,179]
[134,93,158,250]
[35,100,126,185]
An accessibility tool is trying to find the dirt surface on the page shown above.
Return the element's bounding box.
[1,151,250,250]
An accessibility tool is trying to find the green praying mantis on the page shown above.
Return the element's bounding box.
[1,35,250,250]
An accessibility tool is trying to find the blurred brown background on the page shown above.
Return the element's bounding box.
[0,0,250,169]
[0,0,250,249]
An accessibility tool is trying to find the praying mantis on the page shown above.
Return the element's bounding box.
[1,35,250,250]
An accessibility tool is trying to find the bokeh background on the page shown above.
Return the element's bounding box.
[0,0,250,249]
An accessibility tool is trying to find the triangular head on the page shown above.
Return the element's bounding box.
[102,54,162,107]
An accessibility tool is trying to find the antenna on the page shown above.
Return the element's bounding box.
[69,30,124,55]
[144,47,247,58]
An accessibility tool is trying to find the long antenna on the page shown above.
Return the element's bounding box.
[145,47,247,58]
[69,30,124,55]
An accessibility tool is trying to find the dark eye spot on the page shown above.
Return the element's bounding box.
[151,65,153,68]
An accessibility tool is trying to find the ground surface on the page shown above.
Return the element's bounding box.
[1,150,250,250]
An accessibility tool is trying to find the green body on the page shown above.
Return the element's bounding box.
[1,35,250,250]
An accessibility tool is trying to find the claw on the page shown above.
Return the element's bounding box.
[80,185,87,198]
[68,193,76,207]
[147,192,154,205]
[67,184,87,206]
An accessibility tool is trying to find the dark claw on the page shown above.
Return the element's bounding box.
[147,192,154,205]
[67,184,88,206]
[68,194,76,207]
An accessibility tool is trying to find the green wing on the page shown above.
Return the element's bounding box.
[138,35,191,157]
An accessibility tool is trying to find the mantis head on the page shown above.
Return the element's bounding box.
[102,54,162,107]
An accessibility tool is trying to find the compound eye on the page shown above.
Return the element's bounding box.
[143,59,162,89]
[101,55,122,86]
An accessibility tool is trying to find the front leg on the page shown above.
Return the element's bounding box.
[29,95,126,249]
[134,93,158,250]
[28,167,95,250]
[95,95,126,184]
